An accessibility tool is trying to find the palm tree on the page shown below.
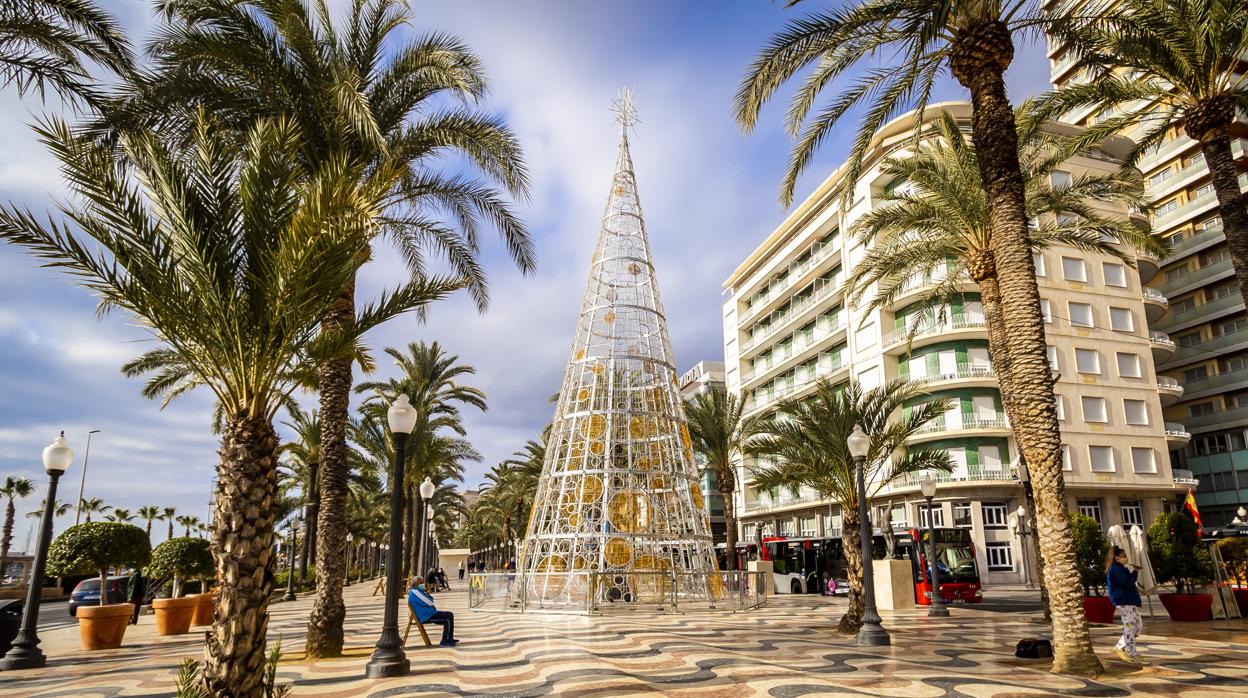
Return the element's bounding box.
[1,476,36,578]
[735,2,1104,675]
[26,498,71,521]
[160,506,177,541]
[684,387,763,570]
[175,515,201,537]
[124,1,534,656]
[1039,0,1248,309]
[106,508,133,523]
[137,505,161,542]
[0,0,132,106]
[748,379,951,633]
[281,403,321,583]
[77,497,109,523]
[0,112,454,693]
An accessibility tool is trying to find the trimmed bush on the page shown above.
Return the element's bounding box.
[1218,537,1248,587]
[1148,511,1213,594]
[47,522,151,606]
[147,537,214,597]
[1070,512,1109,596]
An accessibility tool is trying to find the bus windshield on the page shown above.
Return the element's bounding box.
[932,540,978,584]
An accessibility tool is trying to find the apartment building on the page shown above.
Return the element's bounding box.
[1048,8,1248,526]
[722,102,1190,585]
[679,360,728,544]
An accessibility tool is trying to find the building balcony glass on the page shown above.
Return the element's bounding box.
[1180,366,1248,401]
[1149,331,1175,361]
[1155,291,1242,335]
[740,238,841,323]
[1152,173,1248,232]
[918,363,997,388]
[1181,404,1248,433]
[1157,375,1184,406]
[896,466,1019,488]
[1172,468,1199,485]
[740,282,843,357]
[1165,225,1224,263]
[909,413,1010,441]
[882,314,987,354]
[1161,326,1248,370]
[1164,421,1191,444]
[1142,287,1169,323]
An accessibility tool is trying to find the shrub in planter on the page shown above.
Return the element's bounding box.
[1217,537,1248,615]
[146,537,214,635]
[1070,512,1115,623]
[46,522,151,649]
[1148,512,1214,621]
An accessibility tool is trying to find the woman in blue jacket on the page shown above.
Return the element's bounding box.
[1105,545,1143,664]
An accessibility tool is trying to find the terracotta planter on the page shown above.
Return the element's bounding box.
[191,591,215,626]
[1083,596,1116,624]
[1159,592,1213,622]
[153,596,199,635]
[77,603,133,650]
[1233,589,1248,616]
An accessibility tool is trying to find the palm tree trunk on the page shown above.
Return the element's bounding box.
[202,414,279,696]
[167,519,174,541]
[838,505,863,634]
[978,274,1050,620]
[306,285,355,659]
[145,520,152,541]
[300,462,318,583]
[952,22,1101,676]
[717,476,738,571]
[1,499,14,580]
[1196,129,1248,310]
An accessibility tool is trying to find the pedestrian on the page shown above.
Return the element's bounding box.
[457,560,465,580]
[407,576,457,647]
[1106,545,1145,664]
[127,568,146,625]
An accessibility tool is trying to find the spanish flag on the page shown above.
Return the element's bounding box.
[1183,488,1202,537]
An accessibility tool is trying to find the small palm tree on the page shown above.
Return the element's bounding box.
[749,379,951,633]
[684,387,763,570]
[176,515,201,537]
[1040,0,1248,309]
[106,508,134,523]
[0,111,455,693]
[77,497,109,523]
[160,506,177,541]
[26,498,71,521]
[136,505,161,542]
[1,476,36,578]
[0,0,133,106]
[281,403,321,583]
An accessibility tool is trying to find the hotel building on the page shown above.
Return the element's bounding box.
[722,102,1191,585]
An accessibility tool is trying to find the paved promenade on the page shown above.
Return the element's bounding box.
[2,581,1247,696]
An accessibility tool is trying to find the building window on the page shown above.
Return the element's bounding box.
[1190,402,1215,417]
[1041,299,1053,323]
[1176,331,1201,348]
[1154,198,1179,216]
[983,503,1009,529]
[1077,499,1103,523]
[1075,348,1101,374]
[985,543,1014,571]
[1116,352,1142,378]
[919,504,944,528]
[1224,355,1248,373]
[1121,500,1144,527]
[1047,345,1059,371]
[1103,262,1127,287]
[1133,447,1158,474]
[1109,307,1134,333]
[953,502,972,528]
[1124,399,1149,425]
[1069,302,1094,327]
[1082,396,1108,423]
[799,517,817,538]
[1034,253,1047,277]
[1148,169,1173,188]
[1183,366,1209,382]
[1089,446,1116,473]
[1172,295,1197,313]
[1062,256,1087,282]
[1050,170,1072,188]
[1062,444,1074,471]
[779,520,794,536]
[890,504,908,529]
[1056,395,1066,421]
[1212,283,1236,300]
[1220,317,1248,336]
[858,320,878,349]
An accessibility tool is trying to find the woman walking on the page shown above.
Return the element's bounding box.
[1106,545,1144,664]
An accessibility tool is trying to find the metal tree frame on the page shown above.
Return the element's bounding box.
[516,91,721,610]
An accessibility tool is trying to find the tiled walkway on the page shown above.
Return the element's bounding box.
[2,581,1247,696]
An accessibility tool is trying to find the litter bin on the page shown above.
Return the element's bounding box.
[0,598,22,658]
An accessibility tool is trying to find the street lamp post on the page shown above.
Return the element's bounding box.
[429,520,438,575]
[283,516,301,602]
[1013,506,1034,588]
[0,432,73,670]
[345,533,354,586]
[919,476,949,617]
[1232,506,1246,527]
[848,424,890,646]
[72,429,100,526]
[417,478,434,576]
[365,395,418,679]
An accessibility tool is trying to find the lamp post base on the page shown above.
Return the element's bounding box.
[856,622,892,646]
[927,604,950,617]
[364,651,410,678]
[0,644,47,671]
[282,590,296,602]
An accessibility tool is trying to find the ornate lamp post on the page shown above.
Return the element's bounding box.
[1012,506,1034,588]
[282,515,302,602]
[365,394,418,679]
[417,478,434,575]
[1232,506,1246,527]
[919,476,948,617]
[429,520,439,575]
[345,533,354,586]
[0,432,73,670]
[848,424,890,646]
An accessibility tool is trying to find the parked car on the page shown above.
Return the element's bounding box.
[68,576,130,616]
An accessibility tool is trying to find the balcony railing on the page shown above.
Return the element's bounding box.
[882,314,987,347]
[1152,173,1248,231]
[1165,225,1223,261]
[1158,257,1234,296]
[741,239,840,323]
[741,323,846,383]
[1149,331,1175,350]
[1181,404,1248,431]
[1141,287,1168,306]
[740,284,843,354]
[1164,422,1191,440]
[1180,366,1248,397]
[1156,292,1242,332]
[1166,326,1248,366]
[914,413,1009,434]
[898,466,1018,487]
[917,363,996,384]
[743,491,826,513]
[743,360,848,412]
[1172,468,1198,485]
[1157,375,1180,389]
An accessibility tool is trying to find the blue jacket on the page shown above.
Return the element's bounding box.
[1107,561,1141,607]
[407,587,437,623]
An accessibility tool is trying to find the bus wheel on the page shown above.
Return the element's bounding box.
[791,580,802,595]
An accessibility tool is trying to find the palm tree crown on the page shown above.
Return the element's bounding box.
[0,0,133,106]
[684,387,762,570]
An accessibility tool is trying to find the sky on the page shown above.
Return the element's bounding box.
[0,0,1058,549]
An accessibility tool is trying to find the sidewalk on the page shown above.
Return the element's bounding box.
[1,581,1246,696]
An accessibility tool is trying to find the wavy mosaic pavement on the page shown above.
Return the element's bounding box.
[2,582,1246,697]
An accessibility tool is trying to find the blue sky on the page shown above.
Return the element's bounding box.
[0,0,1056,548]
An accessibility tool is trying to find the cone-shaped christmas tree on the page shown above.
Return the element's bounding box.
[517,90,720,609]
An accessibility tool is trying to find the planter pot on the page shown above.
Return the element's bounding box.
[1159,592,1213,622]
[1083,596,1117,624]
[1233,589,1248,617]
[191,591,215,627]
[153,596,199,636]
[77,603,133,650]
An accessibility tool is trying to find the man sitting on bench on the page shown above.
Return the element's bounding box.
[408,576,457,647]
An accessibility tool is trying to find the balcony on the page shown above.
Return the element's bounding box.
[1172,468,1199,486]
[909,413,1010,442]
[741,324,846,389]
[743,491,825,514]
[1180,366,1248,402]
[884,273,976,312]
[1155,291,1242,335]
[1146,142,1248,201]
[740,282,843,357]
[1151,173,1248,232]
[1157,375,1184,406]
[882,314,987,354]
[1161,326,1248,370]
[742,360,850,415]
[740,239,841,324]
[1141,287,1169,323]
[1182,404,1248,432]
[1157,257,1234,298]
[896,466,1019,488]
[1149,331,1175,361]
[1164,422,1191,444]
[918,363,997,388]
[1164,225,1224,263]
[1137,251,1161,284]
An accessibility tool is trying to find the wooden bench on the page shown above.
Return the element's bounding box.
[402,603,433,648]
